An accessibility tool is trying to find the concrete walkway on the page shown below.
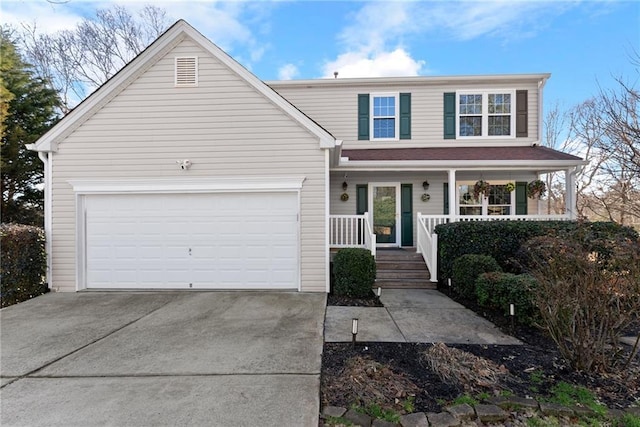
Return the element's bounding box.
[325,289,521,345]
[0,291,325,427]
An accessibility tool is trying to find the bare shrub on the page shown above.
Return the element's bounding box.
[422,343,510,394]
[522,227,640,372]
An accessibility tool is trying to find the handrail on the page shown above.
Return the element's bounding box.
[363,211,376,259]
[416,213,438,282]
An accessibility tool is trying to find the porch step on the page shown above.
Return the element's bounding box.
[374,248,434,289]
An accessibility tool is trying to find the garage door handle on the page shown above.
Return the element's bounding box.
[189,248,192,255]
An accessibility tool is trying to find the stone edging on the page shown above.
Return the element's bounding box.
[321,396,640,426]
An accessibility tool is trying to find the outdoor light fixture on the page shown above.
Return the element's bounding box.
[342,181,348,191]
[422,180,430,191]
[510,303,515,332]
[377,287,381,297]
[352,318,359,349]
[448,278,452,287]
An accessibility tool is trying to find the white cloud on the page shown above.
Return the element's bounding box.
[278,63,299,80]
[322,0,577,78]
[323,48,425,78]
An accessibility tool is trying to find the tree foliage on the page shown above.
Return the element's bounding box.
[1,28,60,225]
[542,56,640,228]
[19,5,170,111]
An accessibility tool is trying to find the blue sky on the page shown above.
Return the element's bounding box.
[3,0,639,110]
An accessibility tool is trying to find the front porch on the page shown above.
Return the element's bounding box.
[329,213,570,283]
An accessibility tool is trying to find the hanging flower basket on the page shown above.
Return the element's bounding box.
[527,179,547,199]
[505,182,516,193]
[473,180,491,199]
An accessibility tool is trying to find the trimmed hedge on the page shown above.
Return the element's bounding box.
[451,254,501,298]
[475,272,539,326]
[1,223,48,307]
[435,220,638,285]
[333,248,376,298]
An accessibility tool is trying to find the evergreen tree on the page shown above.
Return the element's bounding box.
[1,28,60,225]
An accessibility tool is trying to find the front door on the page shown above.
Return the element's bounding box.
[370,184,400,246]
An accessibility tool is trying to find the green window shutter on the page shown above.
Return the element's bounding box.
[358,94,370,140]
[399,93,411,139]
[443,92,456,139]
[515,181,528,215]
[516,90,528,137]
[401,184,413,246]
[356,184,368,214]
[443,182,449,214]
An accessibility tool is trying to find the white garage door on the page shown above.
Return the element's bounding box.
[84,192,298,289]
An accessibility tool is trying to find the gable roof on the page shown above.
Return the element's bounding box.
[29,20,336,152]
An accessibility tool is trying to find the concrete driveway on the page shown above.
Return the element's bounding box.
[0,291,326,427]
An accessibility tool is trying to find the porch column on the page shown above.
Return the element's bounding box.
[448,169,456,222]
[566,167,577,219]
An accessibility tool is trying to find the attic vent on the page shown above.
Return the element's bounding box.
[175,56,198,86]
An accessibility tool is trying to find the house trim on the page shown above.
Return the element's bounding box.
[29,20,336,153]
[67,177,306,194]
[71,177,305,291]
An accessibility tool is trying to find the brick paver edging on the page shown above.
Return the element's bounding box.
[321,395,640,426]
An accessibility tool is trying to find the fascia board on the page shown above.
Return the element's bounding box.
[182,25,335,149]
[32,22,192,152]
[266,73,551,88]
[68,177,307,194]
[334,159,587,170]
[31,20,335,153]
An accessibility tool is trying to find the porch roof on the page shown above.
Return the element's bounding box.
[341,146,581,162]
[338,146,584,171]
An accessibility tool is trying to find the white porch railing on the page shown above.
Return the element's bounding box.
[416,213,571,282]
[329,213,376,258]
[416,213,439,282]
[419,214,571,235]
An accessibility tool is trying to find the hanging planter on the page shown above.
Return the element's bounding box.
[527,179,547,199]
[505,182,516,193]
[473,180,491,199]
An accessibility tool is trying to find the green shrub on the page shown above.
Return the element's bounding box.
[522,226,640,372]
[435,220,637,286]
[333,248,376,297]
[451,254,501,298]
[475,272,538,326]
[1,223,48,307]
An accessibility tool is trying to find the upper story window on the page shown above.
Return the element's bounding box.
[457,91,515,138]
[371,93,399,140]
[358,93,411,141]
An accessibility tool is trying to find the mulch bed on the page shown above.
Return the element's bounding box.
[322,288,640,415]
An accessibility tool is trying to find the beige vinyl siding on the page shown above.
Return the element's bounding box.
[50,37,327,292]
[272,81,540,149]
[330,171,539,245]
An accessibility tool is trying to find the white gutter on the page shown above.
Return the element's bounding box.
[30,147,53,289]
[334,158,587,171]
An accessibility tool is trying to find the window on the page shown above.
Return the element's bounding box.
[458,183,514,216]
[371,93,399,140]
[359,93,411,140]
[457,91,515,138]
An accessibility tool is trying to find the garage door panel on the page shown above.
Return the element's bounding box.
[85,192,298,290]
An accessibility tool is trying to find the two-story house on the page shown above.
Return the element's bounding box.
[28,20,584,293]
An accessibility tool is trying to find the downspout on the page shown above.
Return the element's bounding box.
[537,77,548,144]
[37,151,53,289]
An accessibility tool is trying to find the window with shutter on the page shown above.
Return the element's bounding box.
[358,92,411,141]
[175,57,198,87]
